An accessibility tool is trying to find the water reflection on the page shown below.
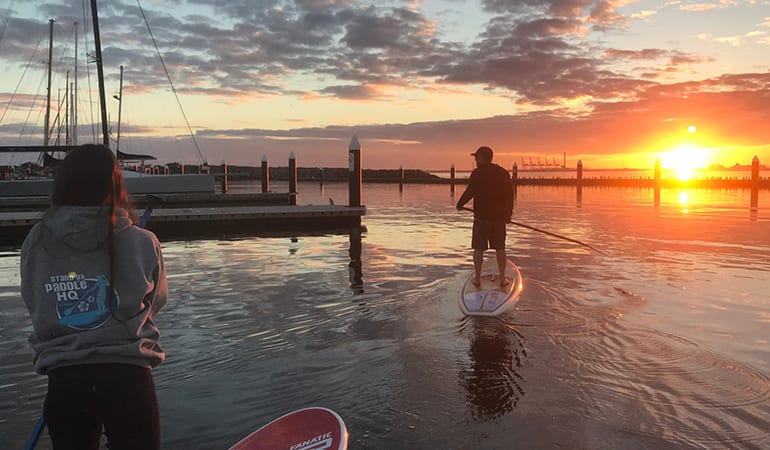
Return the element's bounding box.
[576,185,582,207]
[2,182,769,449]
[678,190,689,213]
[348,226,364,293]
[459,317,526,421]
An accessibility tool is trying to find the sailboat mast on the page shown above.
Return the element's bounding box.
[115,65,123,152]
[73,22,78,145]
[90,0,109,147]
[44,19,54,146]
[65,71,70,145]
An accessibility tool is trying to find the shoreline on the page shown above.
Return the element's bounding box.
[5,164,769,189]
[212,166,769,189]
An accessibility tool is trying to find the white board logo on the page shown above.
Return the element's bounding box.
[290,432,333,450]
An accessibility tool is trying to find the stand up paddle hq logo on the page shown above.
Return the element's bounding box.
[46,272,119,330]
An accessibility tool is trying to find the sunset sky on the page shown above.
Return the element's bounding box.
[1,0,769,171]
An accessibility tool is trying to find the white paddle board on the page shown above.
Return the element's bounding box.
[229,407,348,450]
[459,258,523,316]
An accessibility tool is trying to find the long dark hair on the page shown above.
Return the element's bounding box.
[51,144,135,322]
[51,144,134,216]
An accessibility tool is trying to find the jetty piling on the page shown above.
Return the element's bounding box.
[577,160,583,187]
[751,156,760,213]
[654,160,662,205]
[752,156,760,186]
[261,155,269,193]
[289,153,297,206]
[349,136,362,207]
[221,163,228,194]
[511,163,518,199]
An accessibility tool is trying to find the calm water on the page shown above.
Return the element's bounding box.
[1,182,769,449]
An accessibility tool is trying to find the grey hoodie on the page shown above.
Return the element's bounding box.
[21,206,167,374]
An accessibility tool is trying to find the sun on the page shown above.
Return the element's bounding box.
[661,145,710,181]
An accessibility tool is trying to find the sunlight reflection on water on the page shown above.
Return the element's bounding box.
[1,182,769,449]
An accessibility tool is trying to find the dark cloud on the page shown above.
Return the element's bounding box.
[1,0,716,106]
[2,0,767,169]
[319,83,383,100]
[605,48,670,60]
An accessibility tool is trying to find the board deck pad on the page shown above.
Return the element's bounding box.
[460,258,523,316]
[229,407,348,450]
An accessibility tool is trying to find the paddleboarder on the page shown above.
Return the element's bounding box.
[456,146,513,287]
[20,144,167,450]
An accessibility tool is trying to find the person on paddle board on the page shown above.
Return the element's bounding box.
[20,144,167,450]
[456,146,513,287]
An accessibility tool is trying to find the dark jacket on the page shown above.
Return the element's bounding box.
[456,163,513,221]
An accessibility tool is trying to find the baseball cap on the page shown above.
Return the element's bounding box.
[470,146,493,159]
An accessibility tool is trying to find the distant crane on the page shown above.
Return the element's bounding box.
[519,152,569,169]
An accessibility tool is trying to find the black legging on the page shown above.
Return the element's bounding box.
[44,363,160,450]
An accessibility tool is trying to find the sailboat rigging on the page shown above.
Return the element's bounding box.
[89,0,108,147]
[1,0,206,174]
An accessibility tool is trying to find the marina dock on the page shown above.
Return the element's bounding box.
[0,204,366,247]
[0,138,368,248]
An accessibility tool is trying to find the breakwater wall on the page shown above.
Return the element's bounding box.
[217,166,768,189]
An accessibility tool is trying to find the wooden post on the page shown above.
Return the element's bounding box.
[221,162,228,194]
[348,136,362,206]
[181,163,185,175]
[577,160,583,186]
[399,165,404,183]
[261,155,269,193]
[512,162,518,198]
[751,156,760,213]
[654,160,661,206]
[288,152,297,205]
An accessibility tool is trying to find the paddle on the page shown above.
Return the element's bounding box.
[460,207,606,254]
[25,195,163,449]
[139,193,166,227]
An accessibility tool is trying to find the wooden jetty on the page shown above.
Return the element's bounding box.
[0,204,366,247]
[0,192,298,212]
[0,138,367,248]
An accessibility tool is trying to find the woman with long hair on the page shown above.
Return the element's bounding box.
[20,144,167,450]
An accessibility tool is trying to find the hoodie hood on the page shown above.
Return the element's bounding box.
[41,206,133,252]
